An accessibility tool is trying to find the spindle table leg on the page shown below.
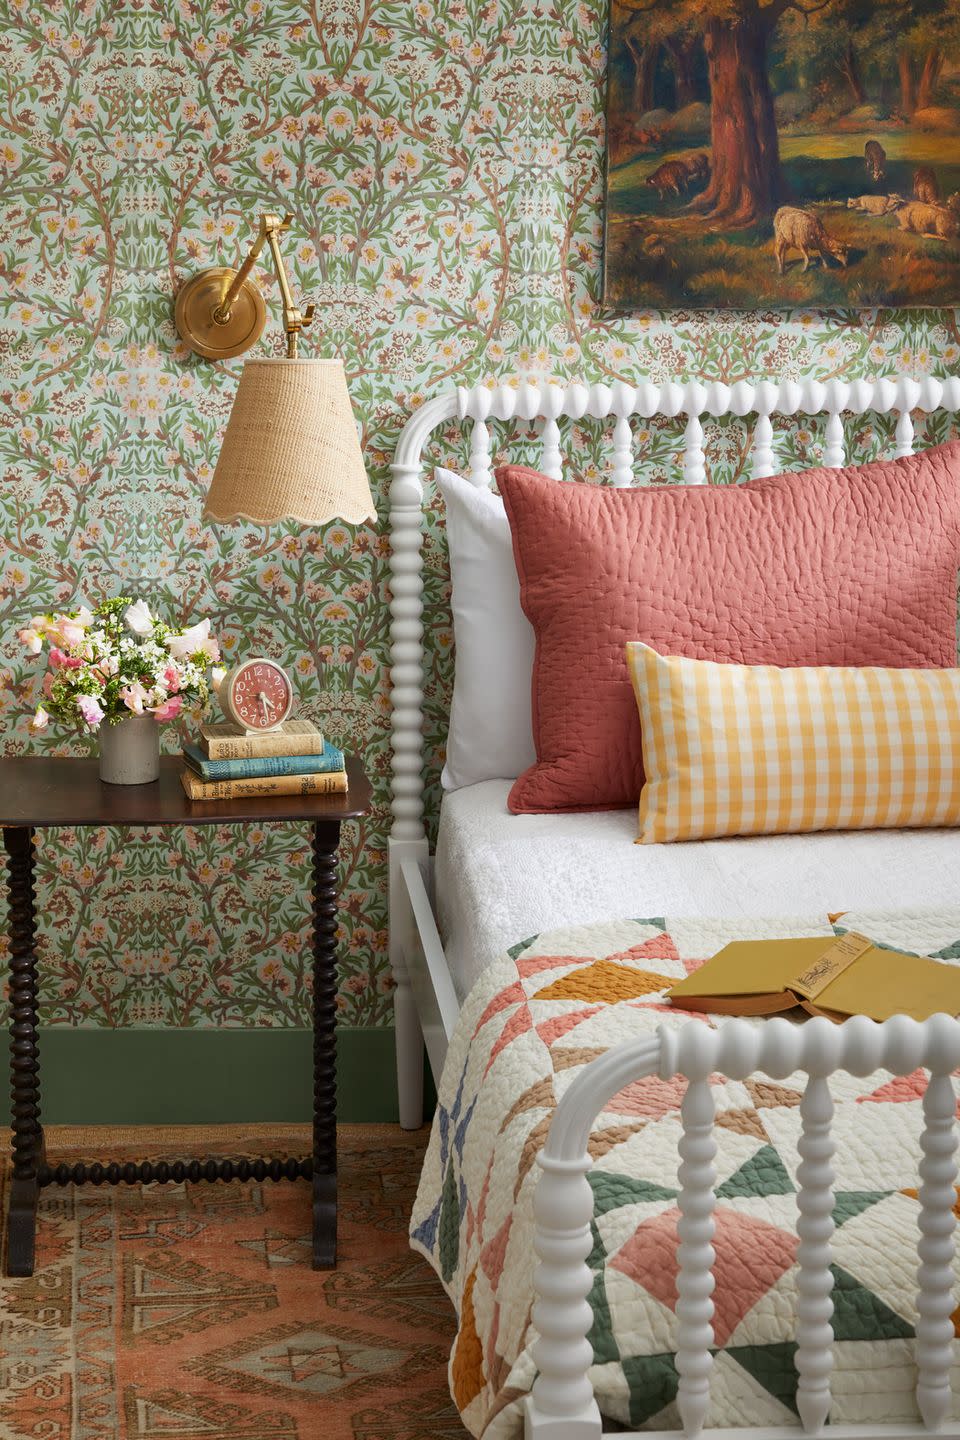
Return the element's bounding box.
[311,821,340,1269]
[4,826,42,1278]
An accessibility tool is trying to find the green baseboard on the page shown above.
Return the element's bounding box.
[2,1026,402,1125]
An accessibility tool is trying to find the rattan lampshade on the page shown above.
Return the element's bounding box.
[204,358,375,525]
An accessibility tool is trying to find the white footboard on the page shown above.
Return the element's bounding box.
[525,1015,960,1440]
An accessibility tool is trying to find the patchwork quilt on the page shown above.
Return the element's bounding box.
[410,910,960,1437]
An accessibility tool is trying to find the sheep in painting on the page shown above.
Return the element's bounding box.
[847,194,902,215]
[896,200,959,240]
[773,207,850,274]
[864,139,886,183]
[914,167,940,203]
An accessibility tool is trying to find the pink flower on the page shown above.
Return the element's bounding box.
[163,664,181,693]
[120,681,148,715]
[49,617,86,649]
[150,694,183,722]
[28,705,49,733]
[48,646,84,671]
[77,695,104,731]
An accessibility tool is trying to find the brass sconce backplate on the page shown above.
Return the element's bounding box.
[174,266,267,361]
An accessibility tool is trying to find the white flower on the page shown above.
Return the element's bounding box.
[75,605,94,628]
[124,599,154,636]
[28,705,49,733]
[18,626,43,655]
[167,617,210,659]
[211,666,227,690]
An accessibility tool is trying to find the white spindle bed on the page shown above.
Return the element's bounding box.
[387,372,960,1439]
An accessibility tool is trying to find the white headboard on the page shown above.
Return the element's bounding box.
[388,372,960,861]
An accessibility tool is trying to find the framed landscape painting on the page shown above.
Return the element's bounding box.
[603,0,960,309]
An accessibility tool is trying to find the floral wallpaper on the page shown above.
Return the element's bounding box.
[1,0,957,1033]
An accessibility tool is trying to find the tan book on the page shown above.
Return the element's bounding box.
[181,769,347,801]
[667,931,960,1024]
[200,719,324,760]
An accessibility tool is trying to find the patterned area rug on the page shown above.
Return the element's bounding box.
[0,1124,462,1440]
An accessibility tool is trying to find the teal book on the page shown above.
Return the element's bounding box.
[182,740,345,781]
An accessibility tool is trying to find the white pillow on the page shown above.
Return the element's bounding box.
[436,467,536,790]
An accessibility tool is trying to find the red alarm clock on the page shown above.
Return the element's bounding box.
[218,658,293,733]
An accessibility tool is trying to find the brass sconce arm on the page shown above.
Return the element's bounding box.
[175,211,316,361]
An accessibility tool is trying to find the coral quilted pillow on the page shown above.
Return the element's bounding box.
[497,443,960,813]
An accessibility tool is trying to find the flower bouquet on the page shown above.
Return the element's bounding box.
[20,596,220,784]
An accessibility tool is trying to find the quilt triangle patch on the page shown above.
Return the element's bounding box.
[516,953,584,979]
[500,1076,556,1133]
[716,1144,794,1199]
[715,1107,770,1142]
[858,1070,928,1104]
[438,1159,460,1284]
[745,1078,803,1110]
[535,1007,601,1047]
[507,935,537,960]
[621,1353,679,1427]
[483,1002,533,1076]
[610,1206,797,1345]
[479,1214,512,1287]
[534,959,669,1002]
[608,1073,691,1121]
[586,1268,620,1366]
[725,1342,799,1416]
[411,1197,441,1253]
[589,1170,677,1217]
[832,1191,891,1226]
[608,933,679,965]
[451,1270,486,1412]
[475,981,525,1035]
[830,1263,913,1341]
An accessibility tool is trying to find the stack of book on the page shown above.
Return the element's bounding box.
[180,719,348,800]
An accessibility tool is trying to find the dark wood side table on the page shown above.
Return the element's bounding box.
[0,753,371,1278]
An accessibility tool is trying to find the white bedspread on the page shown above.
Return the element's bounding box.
[435,781,960,999]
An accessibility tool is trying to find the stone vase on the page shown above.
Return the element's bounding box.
[98,716,160,785]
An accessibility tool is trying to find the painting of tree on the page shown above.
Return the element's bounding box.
[604,0,960,307]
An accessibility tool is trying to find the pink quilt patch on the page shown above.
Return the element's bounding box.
[610,1206,799,1345]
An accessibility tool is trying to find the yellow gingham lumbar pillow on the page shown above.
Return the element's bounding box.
[626,641,960,844]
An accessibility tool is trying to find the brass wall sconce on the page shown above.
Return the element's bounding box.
[174,212,316,361]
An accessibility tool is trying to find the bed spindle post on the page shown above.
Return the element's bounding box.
[388,452,429,1128]
[683,412,707,486]
[611,415,633,487]
[895,407,915,458]
[540,417,563,482]
[525,1152,603,1439]
[469,416,493,488]
[824,411,846,469]
[915,1067,959,1430]
[675,1077,717,1437]
[388,391,458,1129]
[751,413,777,478]
[795,1074,836,1433]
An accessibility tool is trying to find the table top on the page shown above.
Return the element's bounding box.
[0,754,371,828]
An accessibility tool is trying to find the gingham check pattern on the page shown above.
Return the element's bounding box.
[626,642,960,843]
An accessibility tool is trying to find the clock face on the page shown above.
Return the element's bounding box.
[224,660,293,731]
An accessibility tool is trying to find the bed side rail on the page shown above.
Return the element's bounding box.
[525,1014,960,1440]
